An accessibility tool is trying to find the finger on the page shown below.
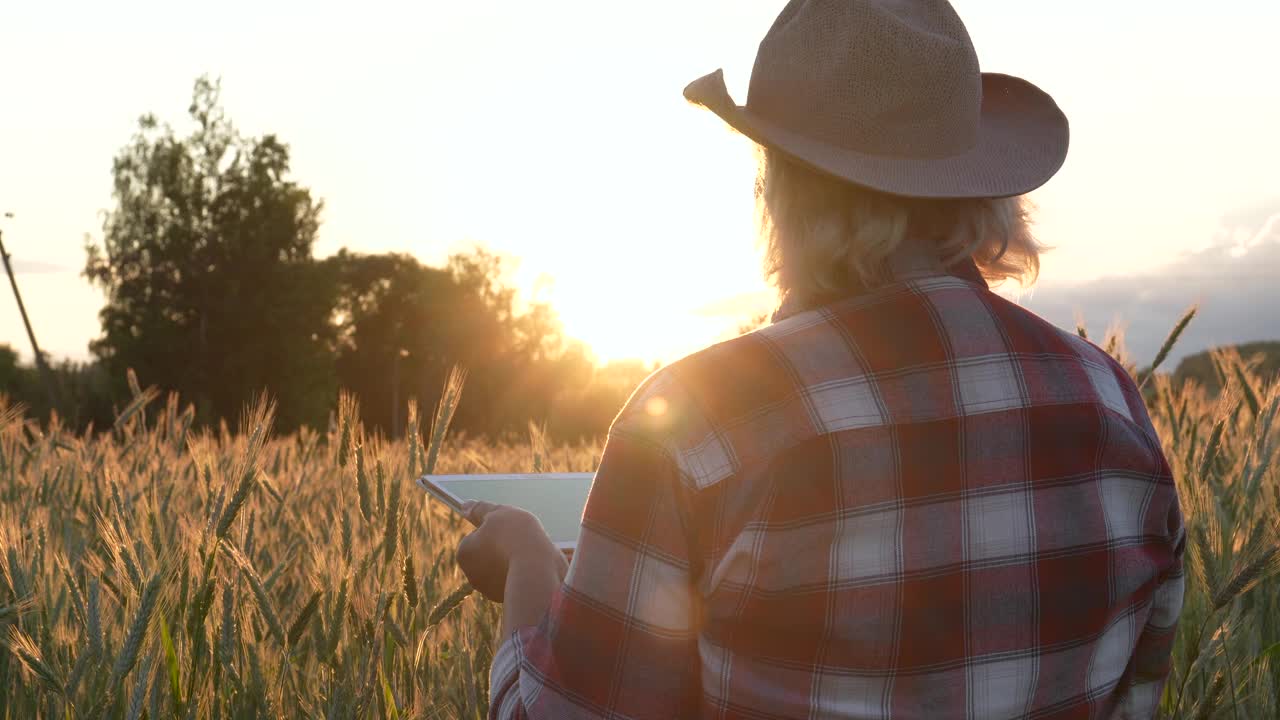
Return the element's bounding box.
[456,531,505,602]
[465,500,500,525]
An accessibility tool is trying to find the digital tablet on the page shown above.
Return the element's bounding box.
[416,473,594,550]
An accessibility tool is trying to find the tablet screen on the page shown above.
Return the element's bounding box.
[418,473,594,549]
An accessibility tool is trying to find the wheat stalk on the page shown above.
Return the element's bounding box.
[1139,304,1197,389]
[426,583,474,628]
[383,463,401,565]
[287,589,323,648]
[1213,545,1280,610]
[112,569,162,684]
[402,552,418,609]
[222,542,286,647]
[126,653,154,720]
[3,627,64,694]
[356,444,372,523]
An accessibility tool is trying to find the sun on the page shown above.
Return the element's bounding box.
[475,101,768,367]
[533,218,772,365]
[552,281,737,365]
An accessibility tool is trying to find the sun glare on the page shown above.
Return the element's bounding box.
[553,281,744,364]
[489,120,765,366]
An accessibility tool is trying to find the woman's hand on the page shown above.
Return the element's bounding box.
[456,501,568,603]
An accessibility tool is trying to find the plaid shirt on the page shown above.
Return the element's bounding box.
[490,254,1185,719]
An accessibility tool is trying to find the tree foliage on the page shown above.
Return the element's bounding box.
[84,77,336,430]
[1174,342,1280,395]
[0,345,116,430]
[73,76,654,439]
[327,248,647,439]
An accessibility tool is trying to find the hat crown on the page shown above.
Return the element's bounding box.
[747,0,982,159]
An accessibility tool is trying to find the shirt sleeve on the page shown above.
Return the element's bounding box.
[1106,363,1187,719]
[1115,498,1186,718]
[489,374,702,720]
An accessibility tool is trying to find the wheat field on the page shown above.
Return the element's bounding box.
[0,320,1277,719]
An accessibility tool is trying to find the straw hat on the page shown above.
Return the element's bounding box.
[684,0,1069,199]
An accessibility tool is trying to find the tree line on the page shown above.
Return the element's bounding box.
[3,77,653,440]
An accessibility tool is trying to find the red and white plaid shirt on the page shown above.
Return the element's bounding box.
[489,254,1185,719]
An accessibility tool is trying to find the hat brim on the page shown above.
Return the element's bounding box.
[684,69,1069,199]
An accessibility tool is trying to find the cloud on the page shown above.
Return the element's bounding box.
[688,204,1280,367]
[1024,206,1280,366]
[8,258,68,274]
[1232,212,1280,257]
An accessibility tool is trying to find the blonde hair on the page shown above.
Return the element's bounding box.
[757,148,1045,310]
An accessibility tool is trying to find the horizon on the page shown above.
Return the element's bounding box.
[1,0,1278,368]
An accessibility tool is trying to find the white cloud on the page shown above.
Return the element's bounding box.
[10,259,68,275]
[1025,205,1280,366]
[1235,212,1280,257]
[687,206,1280,368]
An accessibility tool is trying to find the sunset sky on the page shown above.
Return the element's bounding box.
[1,0,1277,365]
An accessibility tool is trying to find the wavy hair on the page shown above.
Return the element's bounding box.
[757,148,1045,310]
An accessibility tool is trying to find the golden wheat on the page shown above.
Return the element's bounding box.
[0,328,1275,718]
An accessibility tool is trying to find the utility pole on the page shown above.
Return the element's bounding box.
[0,213,60,411]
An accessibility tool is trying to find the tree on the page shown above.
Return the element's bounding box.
[84,77,337,430]
[0,345,22,400]
[79,75,657,438]
[325,247,651,441]
[0,344,117,430]
[327,248,572,437]
[328,250,456,436]
[1172,341,1280,395]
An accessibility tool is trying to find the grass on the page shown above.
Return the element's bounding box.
[0,317,1276,719]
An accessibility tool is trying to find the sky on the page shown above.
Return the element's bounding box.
[1,0,1277,367]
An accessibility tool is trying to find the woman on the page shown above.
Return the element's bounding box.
[457,1,1185,718]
